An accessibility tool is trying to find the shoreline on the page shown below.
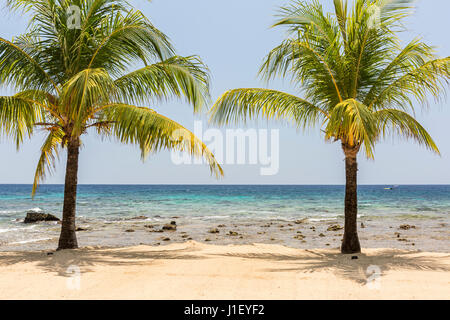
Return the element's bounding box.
[1,215,449,253]
[0,241,449,299]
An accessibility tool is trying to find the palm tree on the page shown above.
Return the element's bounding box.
[1,0,223,250]
[210,0,450,253]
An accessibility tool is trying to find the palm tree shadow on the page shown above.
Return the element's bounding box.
[0,246,206,277]
[214,249,450,285]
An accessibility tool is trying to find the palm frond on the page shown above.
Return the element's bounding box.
[100,103,223,177]
[375,108,439,154]
[32,126,64,197]
[325,99,377,158]
[210,88,327,129]
[114,56,210,112]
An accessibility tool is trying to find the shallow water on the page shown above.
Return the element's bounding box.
[0,185,449,251]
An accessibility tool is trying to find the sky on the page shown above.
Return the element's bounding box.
[0,0,449,185]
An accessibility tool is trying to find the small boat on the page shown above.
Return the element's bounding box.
[384,185,399,190]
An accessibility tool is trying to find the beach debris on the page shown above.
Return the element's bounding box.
[208,228,220,234]
[399,224,416,230]
[125,229,135,232]
[319,233,326,237]
[24,211,60,224]
[327,225,343,232]
[162,221,177,231]
[294,218,308,224]
[228,231,239,236]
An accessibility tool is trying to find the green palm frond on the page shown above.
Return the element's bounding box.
[325,99,377,158]
[374,108,440,154]
[210,88,327,129]
[114,56,210,112]
[100,103,223,177]
[32,127,64,197]
[0,94,41,147]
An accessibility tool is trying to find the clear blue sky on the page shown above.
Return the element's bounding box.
[0,0,449,185]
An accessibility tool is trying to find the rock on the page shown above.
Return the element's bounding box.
[217,224,226,228]
[293,234,305,240]
[294,219,308,224]
[228,231,239,236]
[162,237,170,241]
[351,256,358,260]
[170,221,177,225]
[361,223,366,228]
[76,227,89,232]
[162,223,177,231]
[327,225,343,232]
[144,224,154,229]
[125,229,135,232]
[181,234,189,238]
[24,211,60,224]
[208,228,220,234]
[399,224,416,230]
[130,216,147,220]
[47,252,54,256]
[319,233,326,237]
[205,238,211,242]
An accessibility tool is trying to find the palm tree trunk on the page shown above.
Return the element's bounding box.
[341,145,361,254]
[57,138,80,250]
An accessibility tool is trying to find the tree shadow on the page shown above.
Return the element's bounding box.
[0,245,206,277]
[213,249,450,285]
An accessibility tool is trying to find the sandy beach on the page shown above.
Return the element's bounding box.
[0,241,448,300]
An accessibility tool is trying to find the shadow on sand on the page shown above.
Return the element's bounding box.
[0,245,206,277]
[212,249,450,284]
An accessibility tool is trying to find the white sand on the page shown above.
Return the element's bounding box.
[0,241,449,299]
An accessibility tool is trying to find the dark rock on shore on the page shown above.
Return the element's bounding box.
[327,225,343,232]
[130,216,147,220]
[24,211,60,224]
[399,224,416,230]
[76,227,89,232]
[162,221,177,231]
[209,228,220,234]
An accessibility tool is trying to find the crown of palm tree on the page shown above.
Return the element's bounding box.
[0,0,223,196]
[210,0,449,158]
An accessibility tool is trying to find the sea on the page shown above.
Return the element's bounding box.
[0,184,449,251]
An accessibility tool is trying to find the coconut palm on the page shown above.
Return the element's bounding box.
[1,0,223,250]
[210,0,450,253]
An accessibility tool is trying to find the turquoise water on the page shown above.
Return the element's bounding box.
[0,185,449,251]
